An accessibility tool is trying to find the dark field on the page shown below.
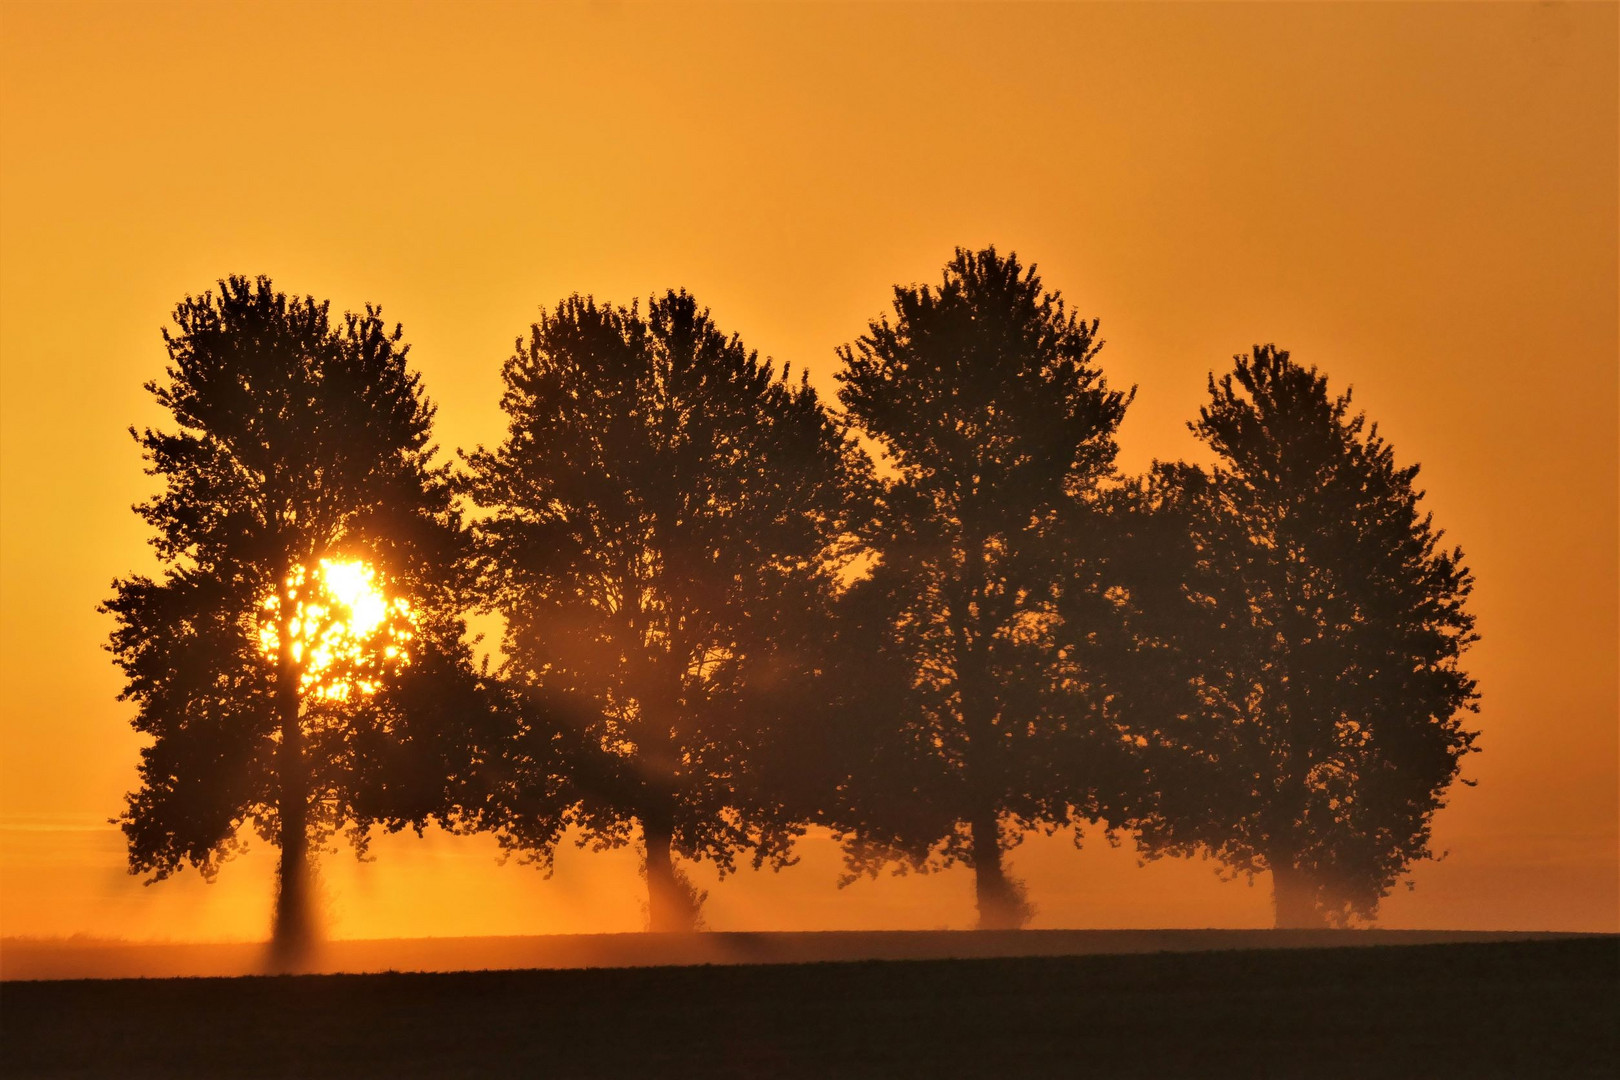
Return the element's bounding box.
[3,939,1616,1079]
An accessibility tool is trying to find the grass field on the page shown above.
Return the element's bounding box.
[3,938,1615,1078]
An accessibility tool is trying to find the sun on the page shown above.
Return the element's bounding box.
[258,558,417,701]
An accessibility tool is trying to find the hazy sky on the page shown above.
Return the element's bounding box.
[2,1,1615,941]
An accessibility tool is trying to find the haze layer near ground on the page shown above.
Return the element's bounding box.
[3,940,1614,1079]
[0,927,1598,981]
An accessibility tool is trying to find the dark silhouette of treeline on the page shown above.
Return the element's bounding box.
[103,249,1479,960]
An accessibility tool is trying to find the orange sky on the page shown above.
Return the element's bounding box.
[1,1,1615,941]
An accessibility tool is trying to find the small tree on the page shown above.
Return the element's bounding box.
[1114,346,1479,926]
[103,277,476,963]
[464,291,863,931]
[832,247,1132,928]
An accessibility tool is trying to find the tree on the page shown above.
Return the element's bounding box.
[103,276,477,964]
[464,290,863,932]
[1112,345,1479,927]
[831,247,1132,928]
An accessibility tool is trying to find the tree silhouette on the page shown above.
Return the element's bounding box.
[1112,346,1479,927]
[832,247,1132,928]
[464,291,862,932]
[102,276,476,963]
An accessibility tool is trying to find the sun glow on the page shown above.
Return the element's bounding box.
[258,559,417,701]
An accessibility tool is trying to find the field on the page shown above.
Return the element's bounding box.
[2,935,1614,1078]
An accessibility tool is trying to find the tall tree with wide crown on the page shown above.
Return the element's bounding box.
[464,290,864,932]
[103,276,480,964]
[831,247,1132,928]
[1110,345,1480,926]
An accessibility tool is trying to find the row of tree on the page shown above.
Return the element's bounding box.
[105,249,1479,957]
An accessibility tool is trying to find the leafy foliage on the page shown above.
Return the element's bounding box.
[464,290,864,929]
[102,276,482,919]
[101,268,1486,938]
[1111,345,1479,925]
[831,247,1132,927]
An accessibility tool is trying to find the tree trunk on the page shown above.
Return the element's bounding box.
[271,579,314,967]
[273,754,312,963]
[954,539,1027,931]
[640,686,698,933]
[1270,855,1325,930]
[970,809,1024,930]
[642,811,697,933]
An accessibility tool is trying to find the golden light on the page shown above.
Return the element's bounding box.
[259,559,418,701]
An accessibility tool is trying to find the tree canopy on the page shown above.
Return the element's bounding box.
[831,246,1133,928]
[1110,345,1479,926]
[464,290,865,931]
[102,268,1485,940]
[103,276,480,960]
